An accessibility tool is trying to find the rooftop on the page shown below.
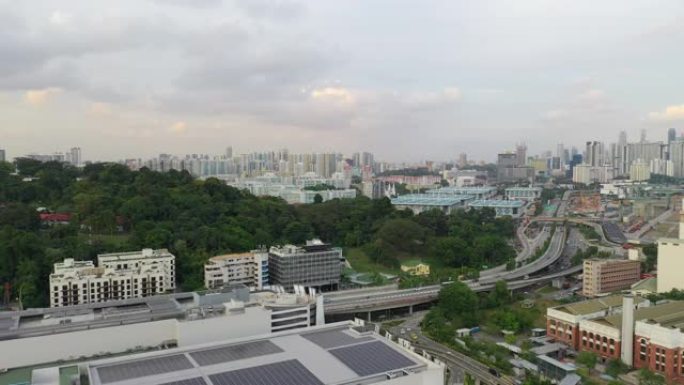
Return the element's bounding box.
[468,199,526,208]
[85,323,428,385]
[505,187,542,191]
[208,252,260,262]
[391,194,473,206]
[592,300,684,330]
[631,277,658,293]
[552,294,647,316]
[426,186,495,194]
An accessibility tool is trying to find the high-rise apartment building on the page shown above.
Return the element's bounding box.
[582,259,641,297]
[204,250,269,290]
[68,147,82,166]
[0,149,5,162]
[658,198,684,293]
[670,139,684,178]
[585,141,605,167]
[515,143,527,166]
[268,239,342,291]
[49,249,176,307]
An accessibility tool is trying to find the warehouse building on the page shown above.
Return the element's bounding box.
[468,199,527,218]
[505,187,543,200]
[391,193,473,215]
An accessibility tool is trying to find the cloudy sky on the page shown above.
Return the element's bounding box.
[1,0,684,162]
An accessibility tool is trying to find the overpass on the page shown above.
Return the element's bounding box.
[324,264,582,315]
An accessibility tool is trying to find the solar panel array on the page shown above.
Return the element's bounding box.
[328,341,417,377]
[301,328,374,349]
[209,359,324,385]
[190,340,284,367]
[159,378,207,385]
[96,354,194,384]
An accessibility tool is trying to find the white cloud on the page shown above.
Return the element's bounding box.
[310,87,355,104]
[89,102,113,116]
[49,11,73,26]
[543,109,568,120]
[578,89,605,101]
[169,121,188,134]
[24,88,61,106]
[649,104,684,121]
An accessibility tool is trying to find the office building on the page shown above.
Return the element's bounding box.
[671,139,684,178]
[0,148,5,162]
[582,259,641,297]
[657,198,684,293]
[505,187,542,200]
[66,147,82,166]
[361,180,387,199]
[0,286,320,371]
[468,199,526,218]
[585,141,605,167]
[204,250,269,290]
[516,143,527,166]
[391,194,472,215]
[546,294,649,350]
[31,322,443,385]
[269,239,342,291]
[50,249,176,307]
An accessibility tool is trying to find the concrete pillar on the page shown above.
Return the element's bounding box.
[315,295,325,326]
[621,294,635,366]
[368,311,372,322]
[409,305,414,315]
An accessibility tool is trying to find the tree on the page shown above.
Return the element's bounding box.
[437,281,480,327]
[486,280,512,308]
[638,369,665,385]
[605,359,629,378]
[576,351,597,370]
[313,193,323,204]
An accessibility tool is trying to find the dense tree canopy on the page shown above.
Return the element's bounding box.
[0,160,518,307]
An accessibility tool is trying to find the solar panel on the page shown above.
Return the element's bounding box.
[301,328,374,349]
[96,354,194,384]
[190,340,283,367]
[209,359,324,385]
[328,341,417,376]
[160,378,207,385]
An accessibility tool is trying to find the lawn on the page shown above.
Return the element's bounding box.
[345,247,402,275]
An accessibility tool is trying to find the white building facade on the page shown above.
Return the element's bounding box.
[204,250,269,290]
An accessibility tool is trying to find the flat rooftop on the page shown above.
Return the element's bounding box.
[505,187,542,191]
[468,199,526,208]
[0,286,310,341]
[86,323,427,385]
[552,294,647,316]
[426,187,495,194]
[391,194,473,206]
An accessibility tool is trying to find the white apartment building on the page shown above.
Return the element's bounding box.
[204,250,269,290]
[98,248,176,291]
[50,249,176,307]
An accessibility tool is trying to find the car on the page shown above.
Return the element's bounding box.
[488,368,500,377]
[410,333,418,341]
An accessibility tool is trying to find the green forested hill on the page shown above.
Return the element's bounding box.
[0,159,515,307]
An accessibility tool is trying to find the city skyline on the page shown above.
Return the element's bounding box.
[1,1,684,162]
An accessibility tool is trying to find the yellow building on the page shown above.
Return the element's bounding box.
[401,262,430,276]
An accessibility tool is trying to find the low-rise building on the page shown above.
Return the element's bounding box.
[657,203,684,293]
[546,295,649,350]
[269,239,342,291]
[0,286,319,371]
[582,259,641,297]
[579,300,684,362]
[634,305,684,383]
[391,193,472,215]
[505,187,543,200]
[204,250,269,290]
[35,322,444,385]
[98,248,176,291]
[426,186,496,199]
[400,261,430,276]
[468,199,526,218]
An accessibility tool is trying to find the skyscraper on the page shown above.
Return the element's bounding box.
[68,147,81,166]
[585,141,604,167]
[515,143,527,166]
[225,146,233,159]
[669,128,677,144]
